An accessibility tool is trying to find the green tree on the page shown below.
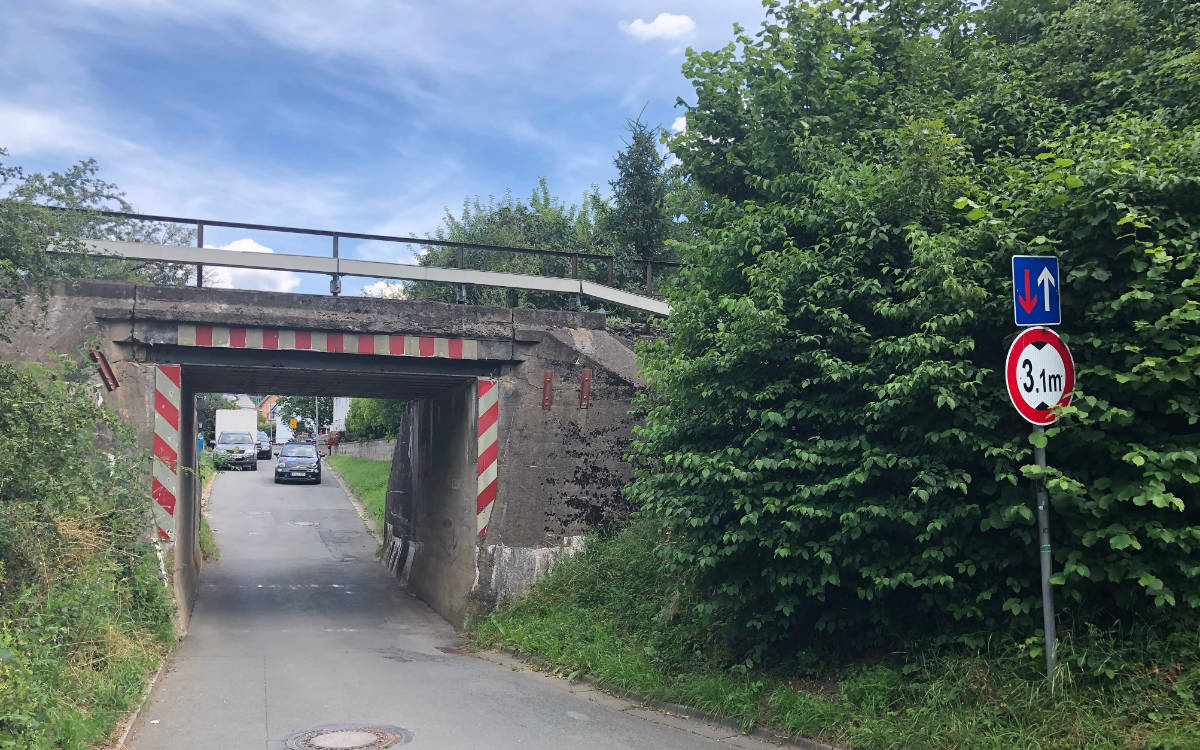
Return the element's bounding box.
[343,398,408,440]
[410,130,693,310]
[629,0,1200,658]
[275,396,334,435]
[1,152,198,320]
[410,179,608,309]
[599,118,676,291]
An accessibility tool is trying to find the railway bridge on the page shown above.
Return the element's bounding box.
[2,279,656,629]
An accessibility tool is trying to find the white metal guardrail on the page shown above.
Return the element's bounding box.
[78,239,671,316]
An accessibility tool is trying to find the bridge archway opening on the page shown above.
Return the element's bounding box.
[154,344,496,632]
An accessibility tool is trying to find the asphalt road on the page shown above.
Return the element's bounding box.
[124,459,785,750]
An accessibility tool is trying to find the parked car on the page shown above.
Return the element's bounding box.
[214,431,257,470]
[256,431,272,460]
[274,442,321,484]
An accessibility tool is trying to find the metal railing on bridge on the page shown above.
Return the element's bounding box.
[52,209,674,316]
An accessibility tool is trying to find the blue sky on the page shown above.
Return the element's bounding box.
[1,1,768,296]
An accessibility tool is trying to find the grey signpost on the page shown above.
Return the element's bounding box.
[1033,424,1055,681]
[1006,258,1073,684]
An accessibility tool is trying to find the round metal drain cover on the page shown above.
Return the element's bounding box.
[285,724,411,749]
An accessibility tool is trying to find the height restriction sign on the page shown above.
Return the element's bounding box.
[1005,327,1075,425]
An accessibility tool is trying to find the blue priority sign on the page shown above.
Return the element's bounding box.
[1012,255,1060,326]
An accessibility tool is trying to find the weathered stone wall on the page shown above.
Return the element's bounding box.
[332,438,397,461]
[467,321,645,614]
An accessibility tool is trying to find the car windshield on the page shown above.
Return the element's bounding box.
[280,444,317,458]
[217,432,253,444]
[258,432,269,442]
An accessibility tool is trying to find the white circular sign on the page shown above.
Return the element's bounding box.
[1014,340,1068,410]
[1005,327,1076,425]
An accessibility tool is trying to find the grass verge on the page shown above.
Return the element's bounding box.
[198,516,219,563]
[197,450,219,562]
[473,519,1200,749]
[325,456,390,531]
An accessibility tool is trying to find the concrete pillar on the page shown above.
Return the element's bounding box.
[382,385,477,627]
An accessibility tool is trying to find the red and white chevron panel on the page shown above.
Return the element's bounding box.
[177,324,479,359]
[152,365,181,541]
[476,378,499,536]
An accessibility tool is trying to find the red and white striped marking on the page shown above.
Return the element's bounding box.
[476,378,499,536]
[177,324,478,359]
[152,365,181,541]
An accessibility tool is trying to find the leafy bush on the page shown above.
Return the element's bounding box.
[630,0,1200,656]
[0,357,173,748]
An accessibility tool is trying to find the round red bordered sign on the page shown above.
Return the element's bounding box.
[1005,327,1075,425]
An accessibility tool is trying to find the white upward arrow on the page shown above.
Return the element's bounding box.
[1037,267,1056,312]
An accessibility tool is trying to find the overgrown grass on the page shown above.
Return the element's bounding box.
[196,451,219,562]
[324,456,390,531]
[474,519,1200,749]
[198,516,219,563]
[1,359,175,748]
[198,449,217,486]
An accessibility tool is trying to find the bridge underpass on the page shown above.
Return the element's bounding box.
[160,348,490,631]
[0,280,648,631]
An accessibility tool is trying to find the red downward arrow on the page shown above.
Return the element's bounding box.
[1018,268,1038,314]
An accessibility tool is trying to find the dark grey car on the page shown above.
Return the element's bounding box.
[214,431,258,470]
[256,431,272,459]
[274,442,321,484]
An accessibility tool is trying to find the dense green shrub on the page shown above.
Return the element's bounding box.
[630,0,1200,656]
[0,357,173,748]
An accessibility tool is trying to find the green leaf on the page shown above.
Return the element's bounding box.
[1109,534,1138,551]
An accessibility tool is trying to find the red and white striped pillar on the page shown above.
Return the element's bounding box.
[476,378,499,536]
[151,365,181,541]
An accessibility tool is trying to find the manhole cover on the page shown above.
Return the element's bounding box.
[284,724,411,749]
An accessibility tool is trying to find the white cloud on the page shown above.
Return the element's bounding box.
[621,13,696,42]
[361,280,407,299]
[204,238,303,293]
[0,105,95,153]
[671,116,687,133]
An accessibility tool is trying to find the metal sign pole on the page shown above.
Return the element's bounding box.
[1032,424,1056,683]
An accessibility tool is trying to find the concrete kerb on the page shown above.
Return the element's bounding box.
[323,462,384,544]
[109,464,225,748]
[490,646,842,750]
[105,658,168,750]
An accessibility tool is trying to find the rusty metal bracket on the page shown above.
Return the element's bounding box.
[579,369,592,409]
[89,346,119,391]
[542,371,553,409]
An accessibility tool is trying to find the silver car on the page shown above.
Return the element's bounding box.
[214,431,258,471]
